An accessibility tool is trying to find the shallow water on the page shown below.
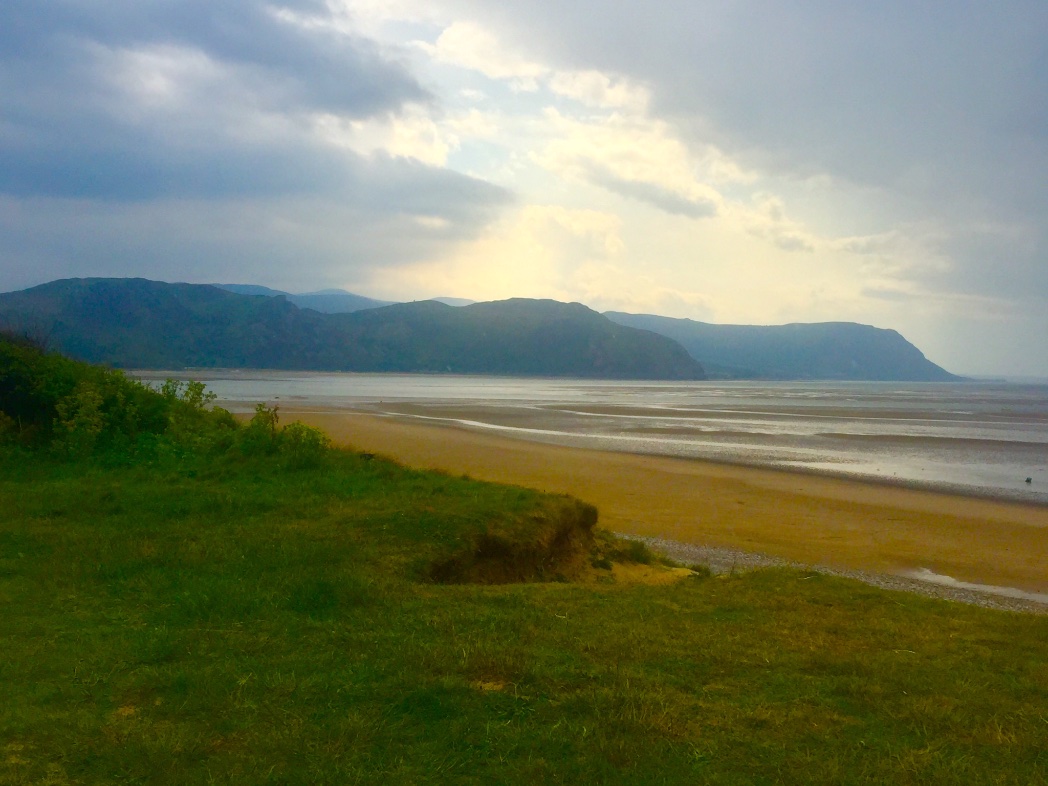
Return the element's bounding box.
[142,371,1048,505]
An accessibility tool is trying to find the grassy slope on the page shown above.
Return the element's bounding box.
[2,445,1048,785]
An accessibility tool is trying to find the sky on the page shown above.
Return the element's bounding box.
[2,1,1047,376]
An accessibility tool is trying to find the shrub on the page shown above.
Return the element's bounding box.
[236,403,281,457]
[159,379,216,411]
[0,334,347,469]
[280,421,331,469]
[0,410,15,444]
[0,335,78,444]
[54,381,106,457]
[0,335,248,460]
[156,379,225,453]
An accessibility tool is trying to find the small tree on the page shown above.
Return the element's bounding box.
[237,403,281,456]
[280,421,331,469]
[54,381,106,457]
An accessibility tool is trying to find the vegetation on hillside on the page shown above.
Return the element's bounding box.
[605,311,959,381]
[2,333,1047,784]
[0,330,607,582]
[0,278,706,378]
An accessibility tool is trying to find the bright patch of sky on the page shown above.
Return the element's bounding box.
[1,0,1046,375]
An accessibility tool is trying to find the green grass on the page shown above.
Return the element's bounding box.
[2,447,1048,785]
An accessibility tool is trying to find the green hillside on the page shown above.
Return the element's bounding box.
[606,311,959,381]
[330,298,704,378]
[0,278,705,379]
[1,277,962,381]
[0,278,346,370]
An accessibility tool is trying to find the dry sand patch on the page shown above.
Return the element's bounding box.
[282,408,1048,595]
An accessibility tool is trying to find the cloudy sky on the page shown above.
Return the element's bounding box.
[2,1,1047,376]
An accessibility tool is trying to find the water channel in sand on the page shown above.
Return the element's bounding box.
[138,372,1048,506]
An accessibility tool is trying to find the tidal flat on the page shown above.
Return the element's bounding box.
[142,371,1048,506]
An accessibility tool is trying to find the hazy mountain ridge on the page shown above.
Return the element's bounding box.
[215,284,395,313]
[0,279,705,379]
[604,312,959,381]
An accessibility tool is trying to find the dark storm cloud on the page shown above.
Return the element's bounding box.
[0,0,513,293]
[455,2,1048,191]
[0,0,435,200]
[0,117,512,204]
[0,124,333,201]
[0,0,425,116]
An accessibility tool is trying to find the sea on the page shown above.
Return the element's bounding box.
[144,371,1048,506]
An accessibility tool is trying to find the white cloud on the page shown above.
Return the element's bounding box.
[533,109,732,218]
[731,194,818,253]
[445,108,500,139]
[547,70,649,112]
[422,20,546,83]
[312,106,453,165]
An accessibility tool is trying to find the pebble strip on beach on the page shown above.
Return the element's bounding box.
[629,535,1048,615]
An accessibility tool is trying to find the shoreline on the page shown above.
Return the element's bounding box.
[238,400,1048,511]
[374,407,1048,509]
[269,406,1048,604]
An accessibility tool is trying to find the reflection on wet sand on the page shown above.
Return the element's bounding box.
[365,397,1048,504]
[136,370,1048,503]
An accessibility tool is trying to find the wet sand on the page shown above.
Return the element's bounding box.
[280,407,1048,599]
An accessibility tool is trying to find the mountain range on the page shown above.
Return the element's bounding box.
[0,278,704,379]
[214,284,473,312]
[604,312,958,381]
[0,277,959,380]
[215,284,395,314]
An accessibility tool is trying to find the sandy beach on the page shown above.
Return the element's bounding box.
[279,407,1048,602]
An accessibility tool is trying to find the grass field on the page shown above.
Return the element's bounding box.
[3,441,1048,785]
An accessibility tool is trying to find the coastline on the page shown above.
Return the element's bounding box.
[145,369,1048,507]
[375,404,1048,508]
[272,406,1048,606]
